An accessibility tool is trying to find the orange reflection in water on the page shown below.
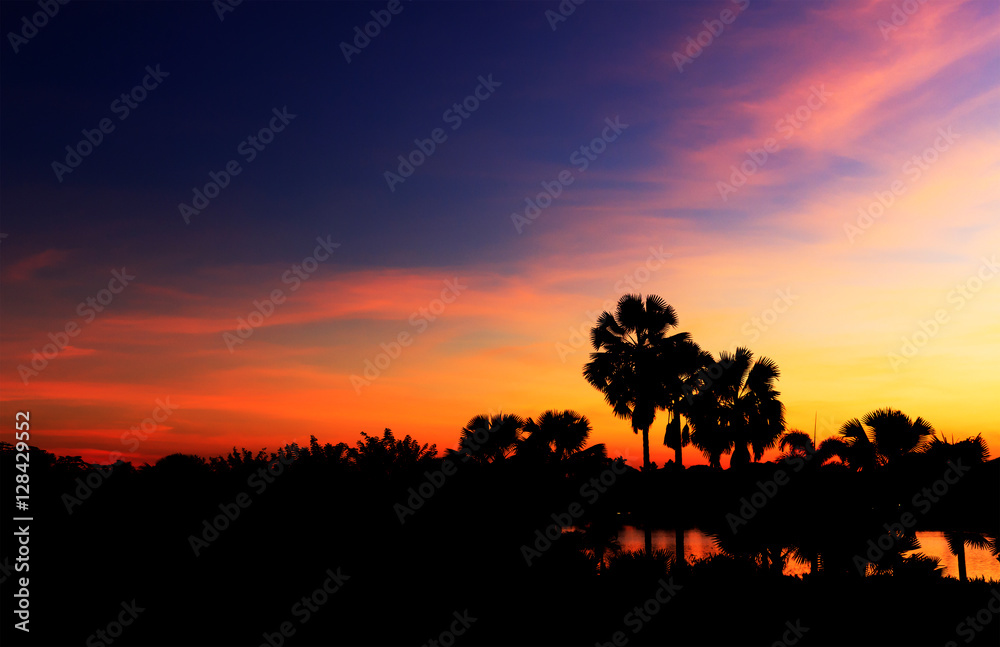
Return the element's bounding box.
[614,526,1000,580]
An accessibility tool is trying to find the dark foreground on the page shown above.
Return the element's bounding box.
[1,439,998,646]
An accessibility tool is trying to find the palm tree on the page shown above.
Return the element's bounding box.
[447,413,524,465]
[922,432,990,466]
[944,530,992,582]
[521,410,592,461]
[778,429,842,469]
[924,432,992,582]
[778,430,814,460]
[664,347,714,468]
[583,293,702,471]
[685,347,786,469]
[821,408,934,471]
[817,420,876,472]
[520,409,609,474]
[710,522,792,576]
[583,294,702,556]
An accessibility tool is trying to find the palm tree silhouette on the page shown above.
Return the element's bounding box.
[778,429,842,469]
[944,530,992,582]
[447,413,524,465]
[710,521,792,576]
[922,431,989,466]
[521,410,592,461]
[779,430,815,458]
[922,431,992,581]
[685,347,786,469]
[821,408,934,470]
[583,294,702,555]
[519,409,609,478]
[663,345,714,469]
[583,294,702,471]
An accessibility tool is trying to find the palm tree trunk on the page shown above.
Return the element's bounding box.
[774,547,784,575]
[731,442,750,469]
[642,426,651,470]
[669,411,683,468]
[675,464,686,569]
[641,426,652,555]
[957,542,967,582]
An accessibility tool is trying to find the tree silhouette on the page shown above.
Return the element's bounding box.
[944,530,992,582]
[922,432,990,466]
[778,430,815,461]
[821,408,934,471]
[518,409,610,486]
[777,429,839,469]
[521,410,592,460]
[583,294,701,471]
[583,294,704,556]
[664,345,714,469]
[921,431,992,582]
[685,347,786,469]
[348,428,436,477]
[447,413,524,465]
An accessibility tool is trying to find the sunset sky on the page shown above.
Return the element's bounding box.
[1,0,998,467]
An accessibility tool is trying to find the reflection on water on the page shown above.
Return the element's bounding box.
[615,526,1000,580]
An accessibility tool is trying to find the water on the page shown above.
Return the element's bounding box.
[613,526,1000,580]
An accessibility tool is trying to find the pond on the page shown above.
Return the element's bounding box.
[614,525,1000,579]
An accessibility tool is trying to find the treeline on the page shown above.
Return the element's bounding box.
[1,408,999,646]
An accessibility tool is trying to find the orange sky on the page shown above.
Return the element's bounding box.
[2,0,998,468]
